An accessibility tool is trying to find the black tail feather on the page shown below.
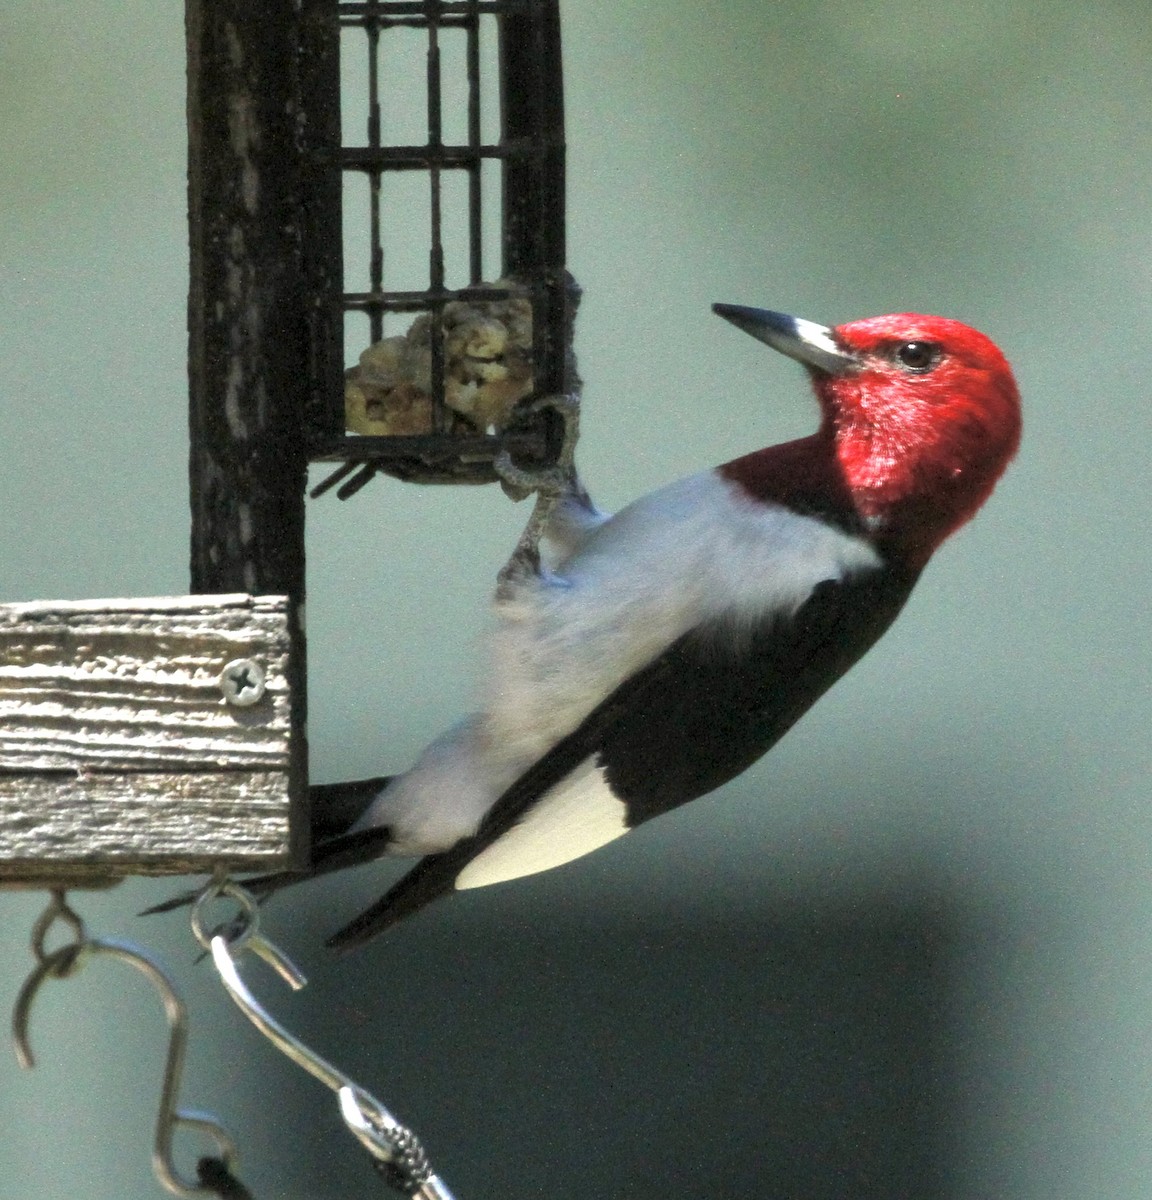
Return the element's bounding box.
[325,841,471,951]
[310,775,392,841]
[242,825,396,896]
[324,700,618,949]
[140,777,394,916]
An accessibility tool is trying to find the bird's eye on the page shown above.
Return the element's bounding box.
[895,341,939,372]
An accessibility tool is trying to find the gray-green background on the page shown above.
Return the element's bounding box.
[2,2,1150,1196]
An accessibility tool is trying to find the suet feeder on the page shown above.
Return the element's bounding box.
[3,0,575,883]
[313,0,576,496]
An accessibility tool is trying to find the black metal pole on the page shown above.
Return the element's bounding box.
[186,0,339,861]
[187,0,339,594]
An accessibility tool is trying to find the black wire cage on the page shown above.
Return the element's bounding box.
[188,0,573,586]
[309,0,576,497]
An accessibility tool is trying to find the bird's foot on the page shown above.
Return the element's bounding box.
[495,392,583,594]
[496,533,544,600]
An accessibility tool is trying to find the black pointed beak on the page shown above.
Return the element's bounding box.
[712,304,857,374]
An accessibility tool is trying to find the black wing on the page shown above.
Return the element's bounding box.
[326,563,919,950]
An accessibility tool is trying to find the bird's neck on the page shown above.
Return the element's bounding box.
[720,421,995,569]
[719,432,864,539]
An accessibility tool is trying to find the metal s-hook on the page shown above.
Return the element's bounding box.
[12,892,238,1199]
[195,881,456,1200]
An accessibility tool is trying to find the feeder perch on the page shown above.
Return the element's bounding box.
[0,595,300,887]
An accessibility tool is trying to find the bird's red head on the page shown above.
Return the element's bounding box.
[713,304,1022,568]
[815,313,1022,565]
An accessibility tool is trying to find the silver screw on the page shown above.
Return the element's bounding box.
[219,658,266,706]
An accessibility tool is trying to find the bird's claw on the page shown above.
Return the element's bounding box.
[496,541,543,600]
[495,392,583,590]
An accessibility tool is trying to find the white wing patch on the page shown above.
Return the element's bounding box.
[454,760,627,890]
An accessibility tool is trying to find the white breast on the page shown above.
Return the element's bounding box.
[481,470,879,777]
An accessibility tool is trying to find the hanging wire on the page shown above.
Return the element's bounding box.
[11,890,242,1199]
[193,880,457,1199]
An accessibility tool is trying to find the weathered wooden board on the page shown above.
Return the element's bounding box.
[0,594,304,884]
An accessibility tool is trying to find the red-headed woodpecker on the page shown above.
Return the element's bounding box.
[165,306,1021,949]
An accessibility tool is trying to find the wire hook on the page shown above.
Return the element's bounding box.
[195,880,456,1199]
[12,891,238,1199]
